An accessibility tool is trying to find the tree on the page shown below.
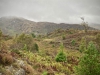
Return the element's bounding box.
[95,33,100,48]
[33,43,39,51]
[71,39,76,46]
[80,17,88,33]
[75,42,100,75]
[31,33,36,38]
[55,43,67,62]
[16,33,33,44]
[13,33,33,51]
[79,37,86,53]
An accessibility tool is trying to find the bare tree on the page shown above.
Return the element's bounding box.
[80,17,88,33]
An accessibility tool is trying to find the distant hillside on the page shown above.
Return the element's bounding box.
[0,16,37,35]
[90,23,100,30]
[0,16,95,36]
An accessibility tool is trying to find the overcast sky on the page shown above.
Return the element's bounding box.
[0,0,100,24]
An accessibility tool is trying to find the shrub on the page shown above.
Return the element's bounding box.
[0,41,8,50]
[0,29,2,49]
[0,65,6,73]
[55,51,66,62]
[69,31,73,34]
[22,64,34,75]
[42,71,48,75]
[31,33,36,38]
[79,37,86,53]
[95,33,100,48]
[31,43,39,52]
[16,33,33,45]
[12,33,34,51]
[0,29,2,37]
[62,35,66,40]
[23,44,28,51]
[52,44,55,47]
[32,43,39,51]
[0,51,13,65]
[55,43,67,62]
[75,42,100,75]
[71,39,76,46]
[0,65,12,75]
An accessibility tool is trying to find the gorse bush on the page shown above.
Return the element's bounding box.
[55,43,67,62]
[75,41,100,75]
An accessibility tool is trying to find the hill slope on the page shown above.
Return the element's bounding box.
[90,23,100,30]
[0,16,95,36]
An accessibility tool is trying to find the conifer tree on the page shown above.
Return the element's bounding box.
[79,37,86,53]
[95,33,100,49]
[55,43,67,62]
[75,42,100,75]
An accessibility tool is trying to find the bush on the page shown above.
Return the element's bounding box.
[42,71,48,75]
[55,43,67,62]
[31,33,36,38]
[0,51,13,65]
[62,35,66,40]
[16,33,33,45]
[32,43,39,51]
[75,42,100,75]
[22,64,34,75]
[79,37,86,53]
[0,29,2,37]
[71,39,76,46]
[95,33,100,48]
[55,51,66,62]
[23,44,28,51]
[0,65,6,73]
[0,29,2,49]
[12,33,34,51]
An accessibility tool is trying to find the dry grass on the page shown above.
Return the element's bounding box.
[0,30,100,75]
[0,50,13,65]
[22,64,36,75]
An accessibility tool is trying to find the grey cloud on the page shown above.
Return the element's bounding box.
[0,0,100,24]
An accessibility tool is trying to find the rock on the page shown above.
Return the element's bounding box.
[14,59,25,67]
[15,68,25,75]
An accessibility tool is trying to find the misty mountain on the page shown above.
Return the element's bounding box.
[90,23,100,30]
[0,16,96,36]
